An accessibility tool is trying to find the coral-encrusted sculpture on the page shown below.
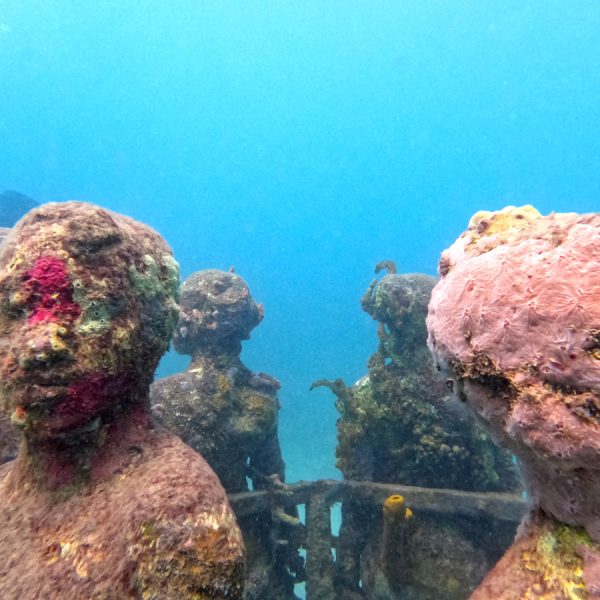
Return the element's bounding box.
[151,269,300,600]
[0,202,245,599]
[326,267,519,490]
[151,269,285,492]
[427,205,600,598]
[315,264,520,600]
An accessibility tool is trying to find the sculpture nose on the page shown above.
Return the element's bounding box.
[18,322,73,370]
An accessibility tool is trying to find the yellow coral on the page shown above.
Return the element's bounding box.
[468,204,541,236]
[383,494,405,513]
[383,495,414,522]
[521,524,593,599]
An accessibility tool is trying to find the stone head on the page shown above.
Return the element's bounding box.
[427,207,600,530]
[0,202,179,436]
[363,273,437,334]
[173,269,263,356]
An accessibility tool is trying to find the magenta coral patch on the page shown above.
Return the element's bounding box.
[23,257,81,324]
[51,373,137,427]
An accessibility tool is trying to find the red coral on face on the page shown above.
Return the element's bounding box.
[23,257,81,325]
[49,373,136,429]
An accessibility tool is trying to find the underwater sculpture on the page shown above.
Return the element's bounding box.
[323,264,520,490]
[315,264,521,599]
[0,202,245,599]
[151,269,300,600]
[151,268,285,492]
[427,205,600,598]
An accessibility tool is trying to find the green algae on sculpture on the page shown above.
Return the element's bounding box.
[315,263,522,600]
[317,266,519,491]
[0,202,244,599]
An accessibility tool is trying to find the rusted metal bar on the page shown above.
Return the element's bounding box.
[305,492,335,600]
[344,480,526,523]
[229,479,526,524]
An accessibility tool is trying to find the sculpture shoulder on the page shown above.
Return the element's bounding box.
[135,427,230,507]
[150,372,195,403]
[0,433,244,600]
[128,430,245,598]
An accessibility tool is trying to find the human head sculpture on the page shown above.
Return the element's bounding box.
[173,269,263,357]
[0,202,179,438]
[361,265,437,359]
[427,206,600,538]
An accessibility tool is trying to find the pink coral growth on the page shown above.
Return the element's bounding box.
[23,256,81,325]
[427,215,600,391]
[427,209,600,543]
[50,373,136,429]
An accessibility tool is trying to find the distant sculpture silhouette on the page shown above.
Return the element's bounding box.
[151,269,300,600]
[0,202,244,599]
[0,189,38,227]
[152,269,285,493]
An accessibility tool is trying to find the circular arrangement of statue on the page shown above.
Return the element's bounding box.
[5,200,594,599]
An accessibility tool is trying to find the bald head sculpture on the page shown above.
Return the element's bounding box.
[0,202,244,599]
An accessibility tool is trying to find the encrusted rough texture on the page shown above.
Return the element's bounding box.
[322,269,520,491]
[361,506,497,600]
[317,266,520,599]
[151,269,283,493]
[172,269,263,357]
[0,416,19,463]
[0,202,244,599]
[427,205,600,598]
[0,430,244,599]
[471,511,598,600]
[151,269,299,600]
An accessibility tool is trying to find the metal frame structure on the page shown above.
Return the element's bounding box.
[230,479,526,599]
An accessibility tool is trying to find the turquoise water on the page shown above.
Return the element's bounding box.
[1,1,599,483]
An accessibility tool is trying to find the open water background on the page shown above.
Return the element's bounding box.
[1,1,599,482]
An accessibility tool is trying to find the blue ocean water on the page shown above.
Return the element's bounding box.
[1,1,599,483]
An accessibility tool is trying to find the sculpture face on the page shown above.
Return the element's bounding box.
[0,255,135,435]
[0,203,179,436]
[173,269,263,354]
